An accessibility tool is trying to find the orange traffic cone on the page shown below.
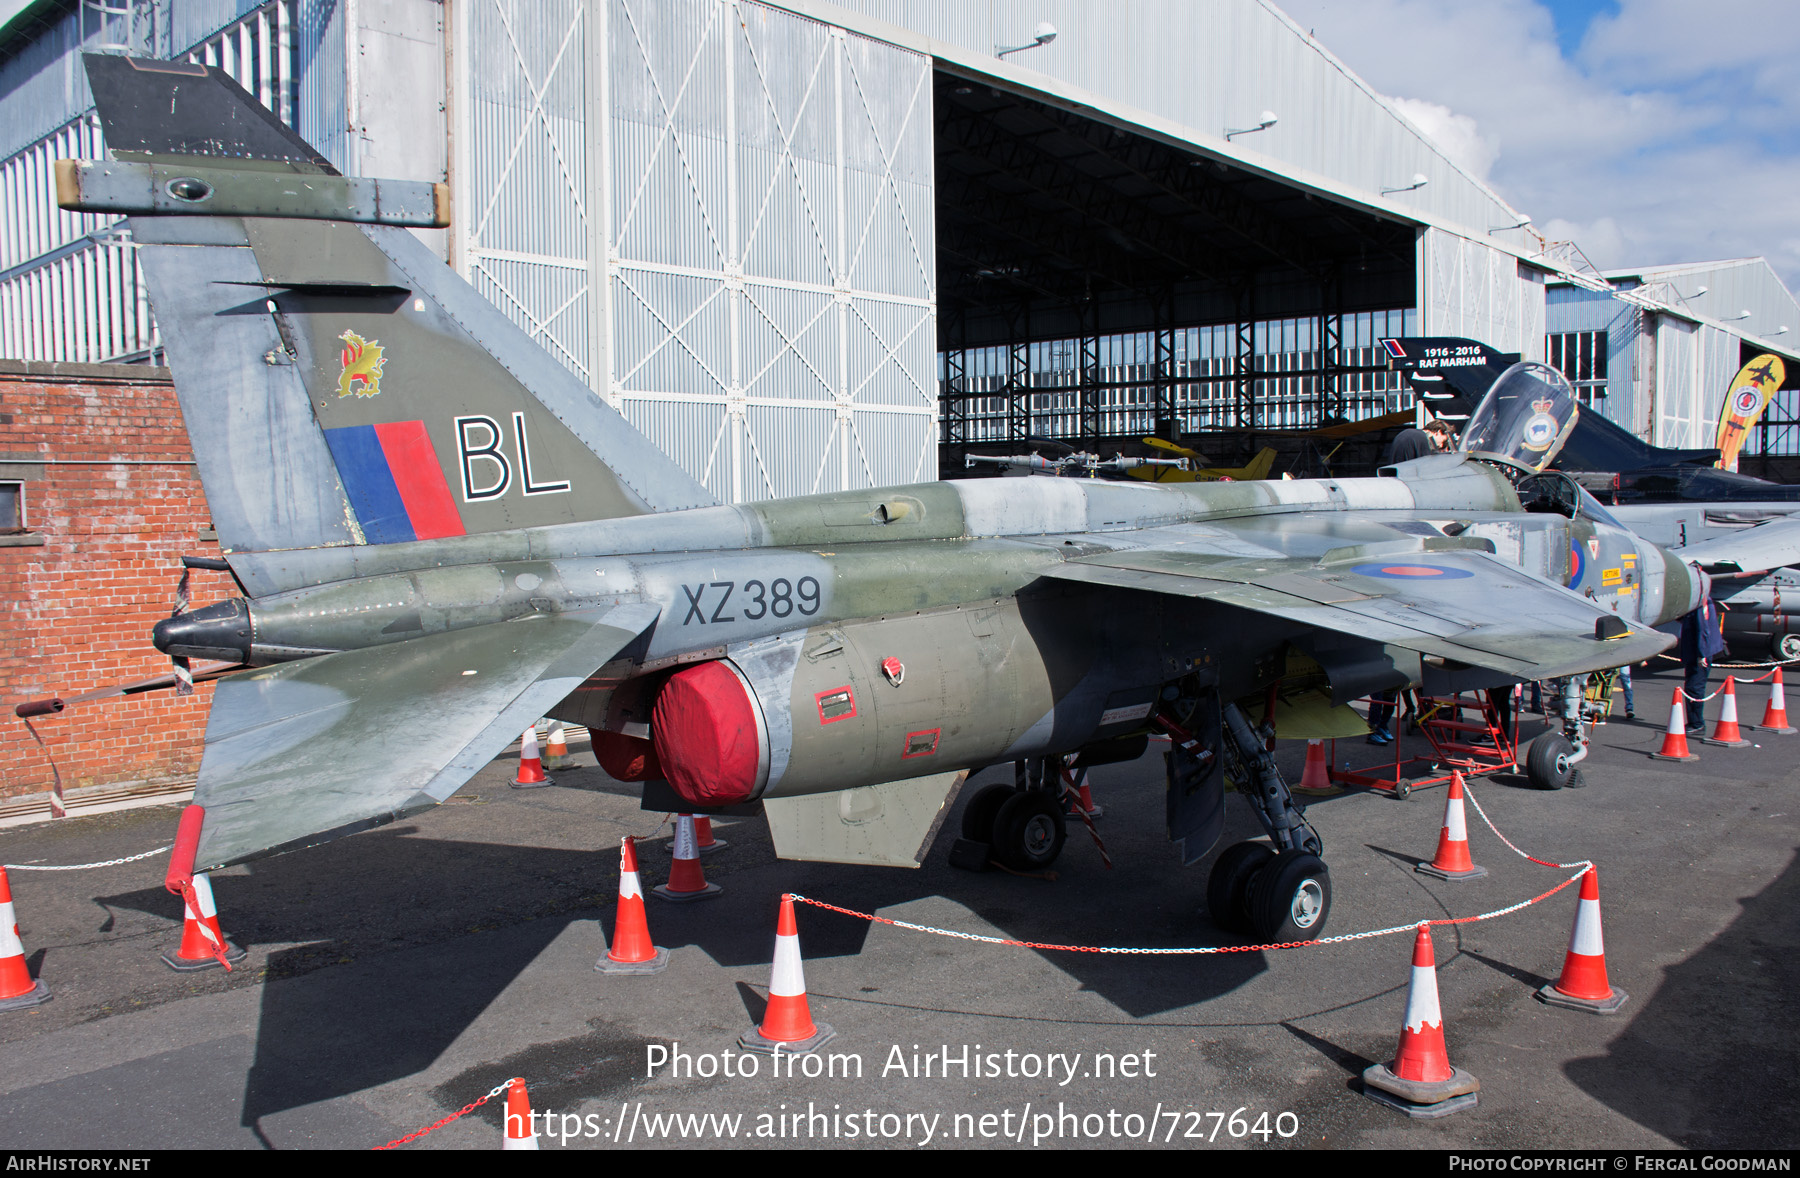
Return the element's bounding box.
[0,867,50,1011]
[693,815,728,856]
[654,815,723,902]
[512,725,553,788]
[1296,739,1334,793]
[596,837,668,974]
[161,872,247,971]
[1062,765,1105,819]
[1536,867,1628,1014]
[543,724,575,770]
[739,894,836,1054]
[1363,925,1479,1117]
[503,1077,539,1150]
[1650,690,1698,762]
[1416,772,1488,881]
[1703,678,1750,747]
[1757,668,1795,734]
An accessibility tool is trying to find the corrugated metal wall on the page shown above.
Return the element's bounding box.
[456,0,937,503]
[810,0,1524,242]
[1419,227,1545,362]
[0,0,305,364]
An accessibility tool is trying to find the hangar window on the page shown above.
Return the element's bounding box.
[1547,331,1608,406]
[0,482,21,533]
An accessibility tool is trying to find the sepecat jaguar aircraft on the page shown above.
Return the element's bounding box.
[45,54,1699,943]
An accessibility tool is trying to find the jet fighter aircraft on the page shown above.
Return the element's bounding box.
[47,55,1700,944]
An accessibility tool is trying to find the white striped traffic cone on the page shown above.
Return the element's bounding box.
[503,1078,539,1150]
[543,724,575,770]
[1416,772,1487,880]
[1703,678,1749,747]
[693,815,728,855]
[1296,739,1334,793]
[0,867,50,1011]
[1650,690,1698,762]
[596,836,668,974]
[513,725,553,788]
[1536,867,1628,1014]
[161,872,247,971]
[1363,925,1479,1117]
[739,894,836,1054]
[654,815,722,901]
[1758,668,1795,734]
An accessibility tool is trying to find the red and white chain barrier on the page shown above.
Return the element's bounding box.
[375,1077,518,1150]
[3,845,171,871]
[794,778,1590,955]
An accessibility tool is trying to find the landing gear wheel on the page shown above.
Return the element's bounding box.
[1777,633,1800,662]
[1249,850,1331,943]
[1206,841,1275,936]
[992,792,1067,871]
[960,783,1016,842]
[1526,733,1575,790]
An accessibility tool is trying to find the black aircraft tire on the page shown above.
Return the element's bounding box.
[1526,733,1575,791]
[1206,842,1276,936]
[992,792,1067,871]
[1249,850,1331,943]
[1777,633,1800,663]
[960,784,1017,842]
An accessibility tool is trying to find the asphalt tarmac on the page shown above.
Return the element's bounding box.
[0,660,1794,1151]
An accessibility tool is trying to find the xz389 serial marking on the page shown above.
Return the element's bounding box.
[680,577,821,624]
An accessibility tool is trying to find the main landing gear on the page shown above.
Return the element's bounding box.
[956,758,1069,872]
[1204,701,1332,943]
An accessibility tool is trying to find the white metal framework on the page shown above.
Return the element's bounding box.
[455,0,938,503]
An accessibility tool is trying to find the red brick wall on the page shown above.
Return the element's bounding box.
[0,360,236,801]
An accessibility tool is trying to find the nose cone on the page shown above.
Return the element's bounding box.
[153,598,253,662]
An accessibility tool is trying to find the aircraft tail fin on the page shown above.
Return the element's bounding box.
[67,55,716,568]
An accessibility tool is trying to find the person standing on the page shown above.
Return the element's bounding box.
[1678,587,1726,733]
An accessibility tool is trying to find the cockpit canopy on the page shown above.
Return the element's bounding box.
[1457,362,1580,472]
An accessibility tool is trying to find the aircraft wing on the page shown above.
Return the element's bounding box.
[1675,516,1800,573]
[1040,529,1667,681]
[191,602,660,870]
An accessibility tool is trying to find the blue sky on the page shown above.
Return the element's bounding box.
[1278,0,1800,292]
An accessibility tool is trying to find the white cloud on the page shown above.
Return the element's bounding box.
[1277,0,1800,291]
[1387,98,1498,181]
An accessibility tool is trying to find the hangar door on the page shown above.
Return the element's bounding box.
[455,0,938,504]
[1419,227,1546,363]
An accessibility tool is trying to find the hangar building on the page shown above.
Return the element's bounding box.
[16,0,1794,502]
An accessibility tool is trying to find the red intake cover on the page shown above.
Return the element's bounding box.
[652,661,764,805]
[591,731,661,782]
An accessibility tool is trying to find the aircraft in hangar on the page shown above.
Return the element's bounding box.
[40,54,1703,945]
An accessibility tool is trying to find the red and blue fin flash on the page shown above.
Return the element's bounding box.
[323,422,466,544]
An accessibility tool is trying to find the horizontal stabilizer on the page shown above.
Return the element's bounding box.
[1676,516,1800,573]
[192,603,660,869]
[764,771,967,868]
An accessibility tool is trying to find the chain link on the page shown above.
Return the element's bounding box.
[375,1077,517,1150]
[4,845,171,871]
[789,774,1593,955]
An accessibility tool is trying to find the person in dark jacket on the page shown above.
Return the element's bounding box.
[1678,585,1727,732]
[1386,418,1454,465]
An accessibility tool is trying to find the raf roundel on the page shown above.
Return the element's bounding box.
[1349,562,1476,581]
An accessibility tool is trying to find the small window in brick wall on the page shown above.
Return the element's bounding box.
[0,482,20,533]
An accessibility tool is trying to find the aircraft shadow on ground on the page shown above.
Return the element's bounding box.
[86,764,1343,1128]
[1562,846,1800,1148]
